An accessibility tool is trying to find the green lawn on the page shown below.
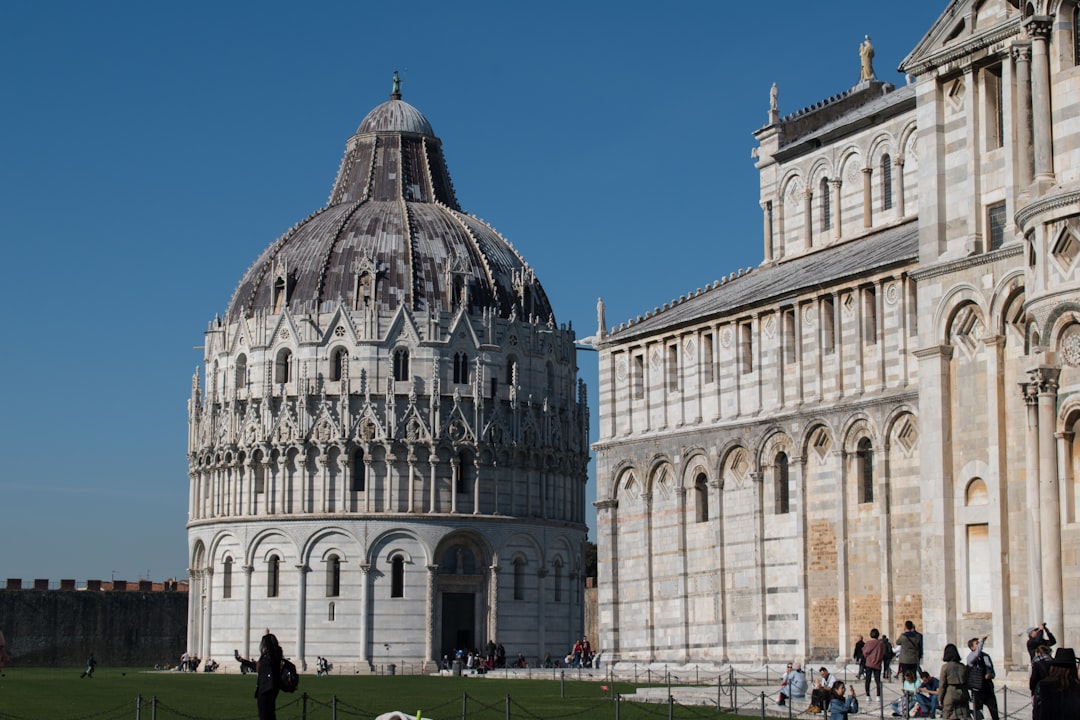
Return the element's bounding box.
[0,669,744,720]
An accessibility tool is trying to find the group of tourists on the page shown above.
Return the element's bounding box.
[778,620,1080,719]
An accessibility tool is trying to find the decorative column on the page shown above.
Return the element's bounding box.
[428,457,438,513]
[426,565,439,667]
[1013,44,1034,187]
[1021,379,1043,620]
[296,452,309,513]
[201,567,214,660]
[277,455,289,515]
[830,178,843,241]
[359,563,372,669]
[450,457,459,514]
[186,566,198,658]
[242,564,254,657]
[536,567,548,663]
[406,453,416,512]
[295,563,309,669]
[472,457,481,514]
[803,190,814,250]
[1034,367,1063,633]
[262,460,273,515]
[1028,18,1055,184]
[384,452,396,512]
[364,452,373,513]
[339,451,349,513]
[862,167,873,227]
[487,563,500,643]
[642,491,656,660]
[318,453,330,513]
[595,499,619,662]
[762,201,774,262]
[895,156,906,217]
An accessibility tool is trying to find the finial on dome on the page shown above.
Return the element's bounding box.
[391,70,402,100]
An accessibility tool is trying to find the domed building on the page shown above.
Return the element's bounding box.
[186,79,591,671]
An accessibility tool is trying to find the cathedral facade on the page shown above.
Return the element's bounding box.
[186,85,590,670]
[594,0,1080,668]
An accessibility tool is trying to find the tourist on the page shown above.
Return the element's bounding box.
[827,680,859,719]
[898,620,924,678]
[80,652,96,678]
[255,631,283,720]
[1033,647,1080,720]
[778,661,807,706]
[853,634,865,679]
[939,644,971,720]
[862,628,886,700]
[965,635,999,720]
[915,670,941,718]
[809,666,837,713]
[889,669,918,717]
[0,629,9,670]
[1026,624,1056,660]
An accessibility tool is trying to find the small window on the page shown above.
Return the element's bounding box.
[783,308,796,364]
[984,65,1003,150]
[330,348,347,382]
[987,202,1007,250]
[235,354,248,392]
[328,601,336,622]
[267,555,280,598]
[513,558,525,600]
[863,287,878,345]
[857,438,874,503]
[393,348,410,382]
[391,556,404,598]
[633,354,645,399]
[820,177,832,231]
[740,323,754,374]
[702,333,715,383]
[326,555,341,598]
[453,352,469,384]
[273,277,287,314]
[694,473,709,523]
[223,557,233,599]
[275,350,292,384]
[775,452,790,515]
[254,458,265,494]
[506,357,516,385]
[881,155,893,211]
[822,297,836,354]
[667,344,678,391]
[354,271,374,310]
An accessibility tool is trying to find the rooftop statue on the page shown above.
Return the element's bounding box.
[859,35,875,81]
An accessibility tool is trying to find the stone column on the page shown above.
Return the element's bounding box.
[277,455,289,515]
[364,454,373,513]
[830,179,842,242]
[643,490,656,660]
[1028,18,1055,184]
[339,452,349,513]
[318,453,329,513]
[803,190,814,250]
[242,565,254,657]
[384,452,396,512]
[262,460,273,515]
[295,563,309,668]
[536,567,548,663]
[914,345,957,649]
[862,167,873,228]
[428,457,438,513]
[1013,44,1034,187]
[202,567,214,660]
[426,565,439,666]
[762,201,774,262]
[473,457,481,514]
[1021,379,1043,620]
[1034,367,1063,633]
[792,457,809,659]
[488,563,500,643]
[450,457,460,514]
[895,156,906,217]
[595,498,620,663]
[406,453,416,512]
[359,563,371,669]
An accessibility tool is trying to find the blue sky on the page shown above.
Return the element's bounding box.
[0,1,943,583]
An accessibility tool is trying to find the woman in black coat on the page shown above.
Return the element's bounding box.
[255,631,283,720]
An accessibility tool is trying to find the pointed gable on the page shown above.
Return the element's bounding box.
[899,0,1024,76]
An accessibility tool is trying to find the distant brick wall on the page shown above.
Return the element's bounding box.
[0,589,188,667]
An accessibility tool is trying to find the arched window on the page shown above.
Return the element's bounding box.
[223,557,233,599]
[453,352,469,384]
[393,348,410,382]
[330,348,347,382]
[275,349,292,384]
[267,555,280,598]
[326,554,340,597]
[506,357,517,386]
[235,354,248,393]
[881,155,893,210]
[272,277,287,314]
[513,558,525,600]
[820,177,832,231]
[857,438,874,503]
[328,601,336,622]
[694,473,709,523]
[775,452,790,514]
[352,450,365,492]
[390,556,405,598]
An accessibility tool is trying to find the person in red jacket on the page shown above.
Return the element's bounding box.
[861,628,886,701]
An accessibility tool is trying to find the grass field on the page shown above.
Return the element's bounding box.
[0,669,744,720]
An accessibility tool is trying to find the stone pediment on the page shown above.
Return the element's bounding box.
[899,0,1023,76]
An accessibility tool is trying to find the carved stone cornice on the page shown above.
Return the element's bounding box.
[1015,189,1080,229]
[1028,366,1060,394]
[901,17,1023,75]
[909,244,1023,281]
[1025,16,1053,41]
[593,499,618,511]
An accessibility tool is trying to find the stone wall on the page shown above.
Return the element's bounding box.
[0,589,187,667]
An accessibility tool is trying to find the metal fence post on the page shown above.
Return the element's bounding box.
[560,670,565,698]
[616,694,621,720]
[301,692,308,720]
[135,694,141,720]
[668,692,674,720]
[461,691,467,720]
[760,691,766,720]
[151,696,157,720]
[505,693,510,720]
[332,695,337,720]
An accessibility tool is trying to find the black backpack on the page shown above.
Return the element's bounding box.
[280,658,300,693]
